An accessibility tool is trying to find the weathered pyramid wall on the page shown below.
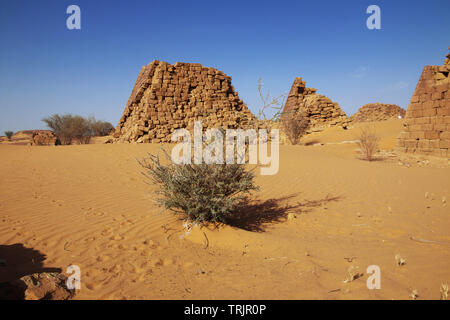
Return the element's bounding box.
[396,47,450,157]
[281,77,349,132]
[114,61,255,143]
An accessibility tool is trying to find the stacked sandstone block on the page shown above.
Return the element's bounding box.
[396,47,450,158]
[350,103,406,122]
[281,77,349,132]
[114,61,255,143]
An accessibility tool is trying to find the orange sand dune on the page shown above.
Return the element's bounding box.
[0,119,449,300]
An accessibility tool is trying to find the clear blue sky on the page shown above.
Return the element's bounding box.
[1,0,449,133]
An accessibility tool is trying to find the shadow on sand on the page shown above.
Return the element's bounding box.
[0,243,61,299]
[227,193,341,232]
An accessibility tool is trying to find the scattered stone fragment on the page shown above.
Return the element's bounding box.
[343,265,363,283]
[0,272,75,300]
[395,254,406,266]
[410,289,419,300]
[287,213,297,221]
[440,283,449,300]
[344,257,356,263]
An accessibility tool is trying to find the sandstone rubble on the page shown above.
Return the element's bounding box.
[0,272,75,300]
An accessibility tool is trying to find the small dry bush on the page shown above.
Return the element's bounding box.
[138,150,259,224]
[358,126,380,161]
[281,111,309,145]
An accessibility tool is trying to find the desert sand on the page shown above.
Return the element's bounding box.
[1,118,449,300]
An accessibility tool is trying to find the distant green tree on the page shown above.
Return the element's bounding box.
[4,131,14,140]
[90,118,114,136]
[42,114,112,145]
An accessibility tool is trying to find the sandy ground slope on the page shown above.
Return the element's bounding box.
[0,119,449,299]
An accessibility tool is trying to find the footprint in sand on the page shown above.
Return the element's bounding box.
[0,216,10,223]
[133,245,145,251]
[136,273,148,281]
[128,263,145,274]
[93,212,105,217]
[101,228,113,236]
[109,264,122,274]
[164,258,174,266]
[150,258,174,267]
[86,269,101,278]
[51,199,64,207]
[143,239,160,249]
[138,261,151,269]
[97,255,110,262]
[150,258,164,268]
[140,249,152,257]
[85,282,99,290]
[120,221,133,227]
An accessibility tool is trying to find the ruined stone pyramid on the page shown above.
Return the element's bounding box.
[114,61,255,143]
[396,47,450,157]
[280,77,349,132]
[350,103,406,122]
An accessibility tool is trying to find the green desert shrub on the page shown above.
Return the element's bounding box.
[42,114,114,145]
[4,131,14,140]
[138,150,259,224]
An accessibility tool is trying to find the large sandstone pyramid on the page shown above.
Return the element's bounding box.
[114,61,255,143]
[280,77,349,132]
[396,47,450,158]
[350,103,406,122]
